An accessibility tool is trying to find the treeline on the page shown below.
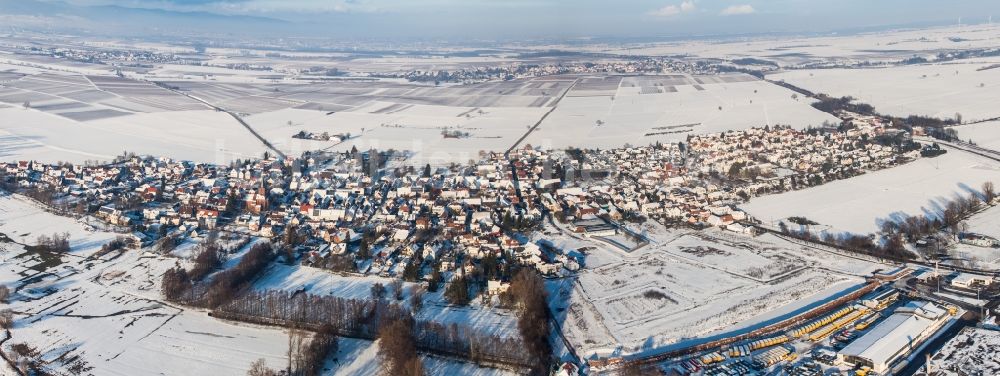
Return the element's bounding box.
[779,181,998,261]
[811,95,876,116]
[882,181,995,239]
[161,242,276,308]
[811,95,960,130]
[506,270,553,376]
[201,242,275,308]
[33,232,71,253]
[215,290,532,367]
[779,223,915,261]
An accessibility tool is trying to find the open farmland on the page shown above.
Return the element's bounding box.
[554,229,879,358]
[579,24,1000,67]
[524,73,838,149]
[769,60,1000,121]
[0,107,266,163]
[953,120,1000,149]
[742,146,1000,235]
[0,69,840,165]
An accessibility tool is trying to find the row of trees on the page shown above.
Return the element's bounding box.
[882,181,996,240]
[780,222,914,260]
[161,242,276,308]
[507,270,552,376]
[779,181,998,261]
[215,290,533,367]
[34,232,71,253]
[201,242,276,308]
[378,319,424,376]
[188,242,223,281]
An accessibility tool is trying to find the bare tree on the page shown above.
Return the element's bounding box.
[409,286,424,314]
[287,328,307,374]
[378,318,422,376]
[247,358,279,376]
[371,282,387,300]
[391,279,404,301]
[0,309,13,329]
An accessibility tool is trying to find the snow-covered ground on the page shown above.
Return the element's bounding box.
[742,147,1000,235]
[770,61,1000,121]
[554,228,885,359]
[524,74,838,150]
[0,194,513,375]
[586,24,1000,67]
[253,263,520,338]
[0,107,266,164]
[921,327,1000,376]
[950,204,1000,269]
[953,120,1000,149]
[248,104,549,166]
[326,337,517,376]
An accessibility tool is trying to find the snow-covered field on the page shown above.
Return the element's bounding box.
[555,228,883,358]
[524,74,838,150]
[253,263,520,338]
[0,68,837,166]
[248,104,549,166]
[326,337,517,376]
[0,107,266,164]
[742,147,1000,234]
[578,24,1000,67]
[922,327,1000,376]
[770,61,1000,121]
[953,120,1000,150]
[0,195,288,375]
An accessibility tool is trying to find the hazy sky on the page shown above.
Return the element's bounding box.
[41,0,1000,39]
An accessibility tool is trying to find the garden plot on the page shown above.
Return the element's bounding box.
[0,194,287,376]
[558,231,871,358]
[742,146,1000,234]
[0,195,119,258]
[524,74,838,150]
[770,61,1000,121]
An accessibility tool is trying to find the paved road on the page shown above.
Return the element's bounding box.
[505,77,580,156]
[153,82,287,159]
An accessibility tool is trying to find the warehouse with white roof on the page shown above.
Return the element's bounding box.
[837,301,951,374]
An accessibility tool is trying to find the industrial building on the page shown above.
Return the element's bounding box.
[950,273,994,289]
[837,301,951,374]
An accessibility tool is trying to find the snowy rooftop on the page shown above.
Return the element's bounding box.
[839,302,945,367]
